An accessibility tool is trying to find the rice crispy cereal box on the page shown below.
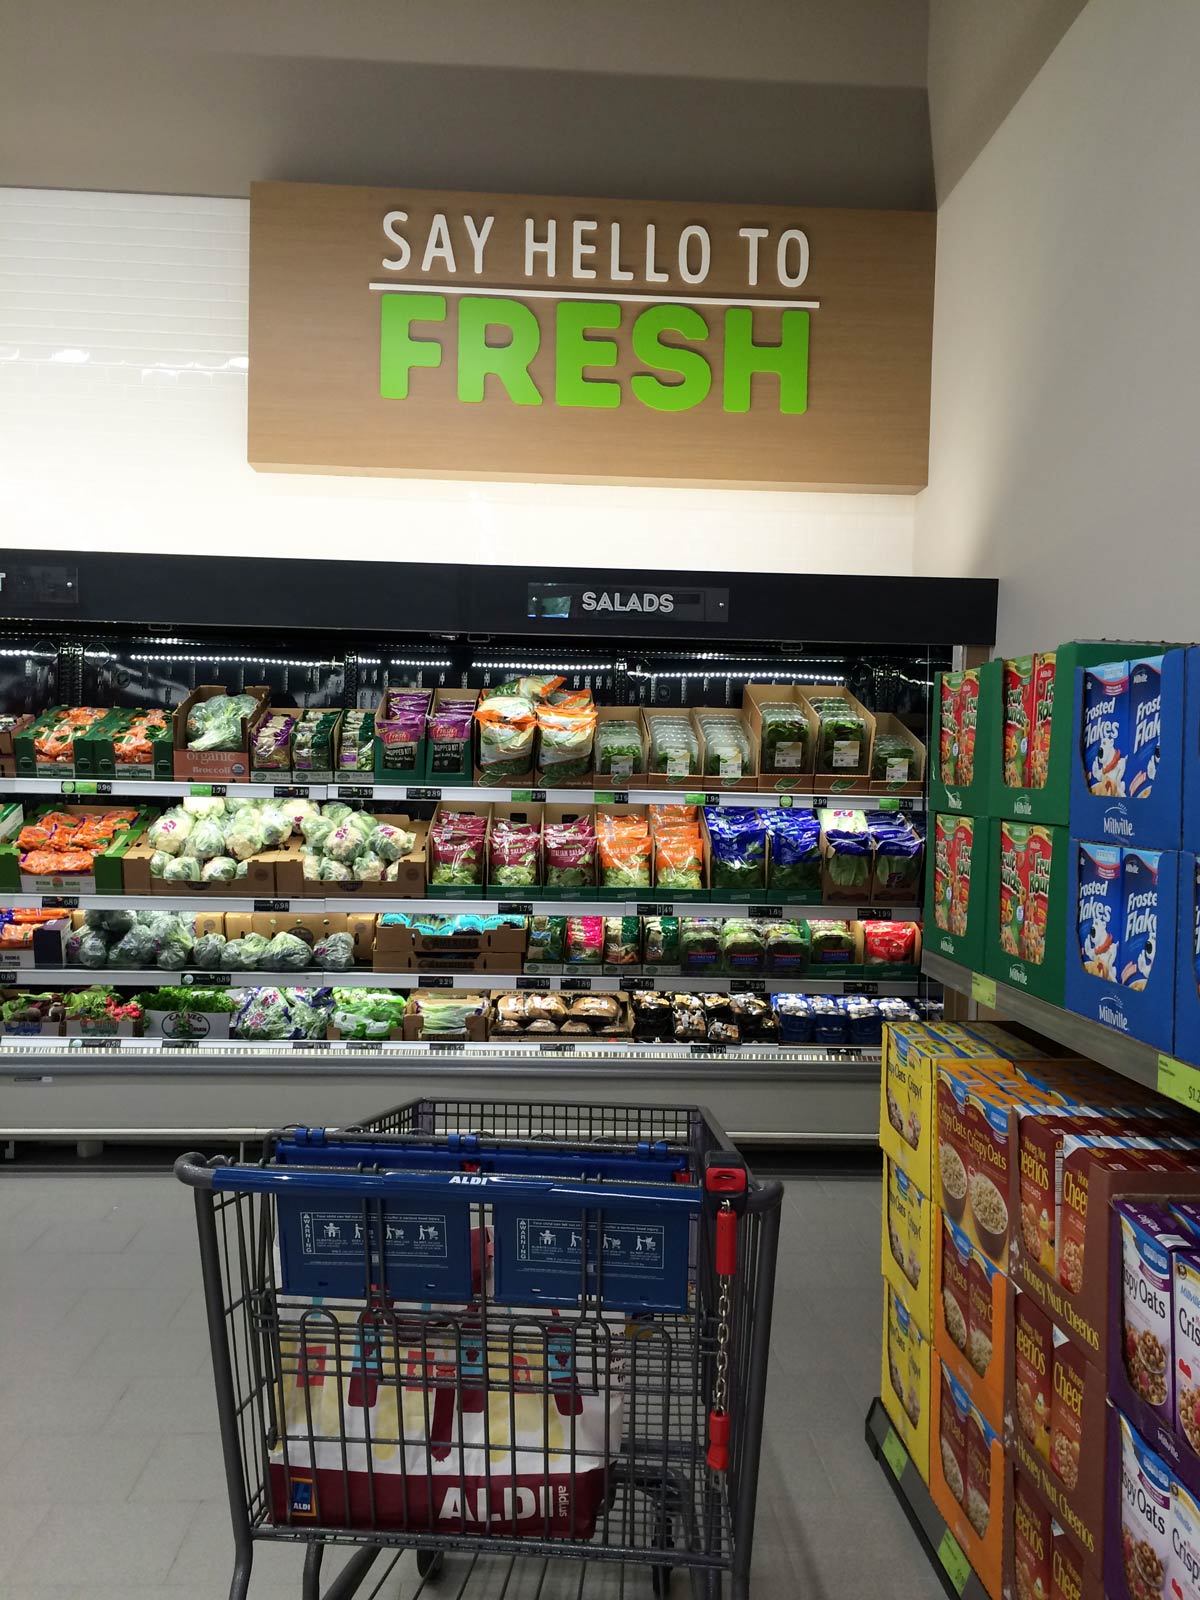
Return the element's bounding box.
[1015,1291,1054,1462]
[1128,656,1163,801]
[1116,1410,1173,1600]
[999,822,1028,956]
[1082,661,1131,798]
[1014,1468,1054,1600]
[1049,1329,1087,1494]
[1118,1201,1192,1428]
[957,670,981,787]
[933,814,977,937]
[1172,1475,1200,1600]
[1030,653,1057,791]
[1174,1254,1200,1467]
[940,672,961,787]
[1120,847,1161,990]
[1005,657,1037,789]
[1077,842,1122,982]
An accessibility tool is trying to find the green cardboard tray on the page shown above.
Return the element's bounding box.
[928,661,1001,818]
[923,811,993,974]
[982,819,1068,1006]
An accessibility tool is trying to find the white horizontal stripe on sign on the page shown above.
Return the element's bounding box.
[368,282,820,310]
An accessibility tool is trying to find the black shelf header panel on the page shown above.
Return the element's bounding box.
[0,551,997,648]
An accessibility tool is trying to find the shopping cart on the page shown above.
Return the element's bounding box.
[176,1099,782,1600]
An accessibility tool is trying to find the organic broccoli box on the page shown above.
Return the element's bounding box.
[982,820,1069,1006]
[173,685,270,782]
[924,811,993,974]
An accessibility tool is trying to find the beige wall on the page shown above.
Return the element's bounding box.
[915,0,1200,655]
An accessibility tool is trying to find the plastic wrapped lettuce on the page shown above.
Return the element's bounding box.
[147,809,194,857]
[822,809,872,896]
[162,855,201,882]
[321,859,353,881]
[475,693,537,784]
[262,931,312,970]
[302,852,323,883]
[302,814,336,851]
[186,693,259,751]
[156,919,195,970]
[868,812,924,896]
[188,816,227,861]
[321,801,353,825]
[84,909,134,935]
[233,987,303,1040]
[704,808,768,893]
[767,809,822,895]
[257,806,293,849]
[325,821,368,864]
[330,987,407,1038]
[201,855,238,882]
[76,929,110,968]
[314,932,354,971]
[278,796,318,832]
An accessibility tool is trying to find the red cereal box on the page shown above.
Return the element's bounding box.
[957,670,981,788]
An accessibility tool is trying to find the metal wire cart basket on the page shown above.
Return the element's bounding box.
[176,1099,783,1600]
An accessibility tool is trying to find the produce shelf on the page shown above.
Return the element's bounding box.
[0,891,921,920]
[923,949,1165,1095]
[4,776,925,810]
[864,1398,989,1600]
[0,967,923,996]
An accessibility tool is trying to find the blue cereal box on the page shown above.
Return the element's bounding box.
[1174,854,1200,1068]
[1077,841,1122,983]
[1071,648,1185,850]
[1183,650,1200,854]
[1065,840,1177,1051]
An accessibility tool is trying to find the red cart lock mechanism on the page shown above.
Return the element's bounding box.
[704,1153,749,1471]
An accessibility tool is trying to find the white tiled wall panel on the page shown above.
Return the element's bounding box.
[0,188,915,573]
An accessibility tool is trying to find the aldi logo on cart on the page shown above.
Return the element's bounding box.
[289,1476,316,1518]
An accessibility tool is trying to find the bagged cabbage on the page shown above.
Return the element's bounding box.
[157,920,195,970]
[222,933,269,969]
[351,851,385,881]
[314,932,354,971]
[163,855,201,882]
[201,855,238,882]
[225,808,267,861]
[188,817,226,861]
[84,909,134,935]
[257,805,292,849]
[367,823,414,862]
[302,814,336,851]
[262,932,312,970]
[193,931,227,968]
[147,809,194,856]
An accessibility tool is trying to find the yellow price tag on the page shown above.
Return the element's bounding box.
[881,1426,908,1480]
[1158,1053,1200,1111]
[937,1529,971,1594]
[971,972,997,1010]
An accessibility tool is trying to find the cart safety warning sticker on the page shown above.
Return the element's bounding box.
[301,1210,449,1261]
[516,1218,665,1270]
[491,1203,691,1314]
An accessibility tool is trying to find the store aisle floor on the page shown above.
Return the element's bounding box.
[0,1171,936,1599]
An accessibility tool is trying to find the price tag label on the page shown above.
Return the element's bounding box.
[417,975,454,989]
[592,791,628,805]
[881,1426,908,1480]
[181,972,232,986]
[683,792,705,806]
[936,1529,971,1595]
[511,789,533,803]
[498,902,533,917]
[189,783,227,797]
[429,1040,464,1054]
[858,906,893,921]
[560,977,593,992]
[626,977,657,991]
[406,787,442,802]
[41,895,79,910]
[690,1041,726,1056]
[516,976,551,991]
[163,1039,200,1050]
[730,978,766,994]
[273,785,310,799]
[1158,1054,1200,1110]
[254,899,291,914]
[78,1036,121,1049]
[843,981,880,996]
[971,972,997,1009]
[337,785,374,800]
[812,795,828,810]
[777,793,794,809]
[747,905,774,920]
[529,789,547,803]
[61,780,112,796]
[346,1040,383,1053]
[539,1041,575,1054]
[636,903,674,918]
[292,1038,332,1051]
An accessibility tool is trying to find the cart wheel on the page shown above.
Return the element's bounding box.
[651,1532,674,1597]
[416,1549,444,1580]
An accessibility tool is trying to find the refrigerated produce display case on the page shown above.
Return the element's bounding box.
[0,549,996,1148]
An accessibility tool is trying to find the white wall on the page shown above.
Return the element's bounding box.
[915,0,1200,655]
[0,188,916,575]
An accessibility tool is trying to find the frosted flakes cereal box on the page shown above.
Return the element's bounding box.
[1077,841,1122,981]
[1082,661,1130,798]
[1128,656,1163,800]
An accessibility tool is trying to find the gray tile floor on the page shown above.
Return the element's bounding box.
[0,1172,938,1599]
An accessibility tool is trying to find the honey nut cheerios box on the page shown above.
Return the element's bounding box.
[882,1152,934,1335]
[881,1280,931,1483]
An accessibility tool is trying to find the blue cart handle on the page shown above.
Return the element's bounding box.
[191,1154,703,1214]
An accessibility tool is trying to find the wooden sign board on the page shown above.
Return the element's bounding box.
[248,181,935,491]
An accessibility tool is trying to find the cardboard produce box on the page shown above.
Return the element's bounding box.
[930,1358,1010,1600]
[882,1152,934,1334]
[1065,841,1177,1053]
[1070,648,1185,851]
[936,1210,1010,1435]
[0,804,154,896]
[172,685,269,783]
[0,714,35,777]
[86,708,174,781]
[13,706,108,778]
[141,1004,233,1041]
[869,713,926,794]
[402,990,488,1041]
[925,812,993,972]
[275,816,427,900]
[0,987,65,1034]
[593,705,649,789]
[882,1281,932,1483]
[689,708,759,791]
[984,820,1069,1006]
[373,918,526,974]
[219,910,371,971]
[930,662,1000,817]
[0,918,73,971]
[742,683,817,787]
[804,682,877,784]
[249,706,340,784]
[122,836,289,898]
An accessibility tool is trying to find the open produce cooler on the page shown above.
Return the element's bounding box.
[0,550,996,1149]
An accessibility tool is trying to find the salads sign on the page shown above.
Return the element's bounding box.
[248,182,935,489]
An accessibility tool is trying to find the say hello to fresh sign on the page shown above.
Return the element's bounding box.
[247,182,935,489]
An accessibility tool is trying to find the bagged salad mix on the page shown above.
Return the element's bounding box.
[597,811,651,890]
[766,809,822,895]
[487,815,541,888]
[758,702,810,774]
[704,807,767,894]
[475,679,557,785]
[821,809,873,897]
[811,695,868,776]
[867,812,924,897]
[543,814,596,889]
[696,712,751,780]
[428,810,486,887]
[536,692,597,782]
